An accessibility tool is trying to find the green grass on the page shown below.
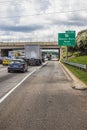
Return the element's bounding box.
[68,55,87,64]
[62,55,87,85]
[64,64,87,85]
[61,49,87,84]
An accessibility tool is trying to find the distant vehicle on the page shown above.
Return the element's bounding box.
[2,57,12,65]
[15,56,28,64]
[42,53,45,62]
[47,54,52,60]
[8,59,28,73]
[24,44,42,66]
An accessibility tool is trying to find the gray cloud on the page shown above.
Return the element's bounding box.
[35,0,51,12]
[6,1,23,24]
[50,12,87,27]
[0,24,44,32]
[0,0,87,41]
[69,13,87,22]
[52,20,87,27]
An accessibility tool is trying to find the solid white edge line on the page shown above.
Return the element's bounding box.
[0,62,48,104]
[0,69,36,104]
[59,61,72,81]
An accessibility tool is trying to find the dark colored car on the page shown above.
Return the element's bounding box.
[41,53,45,63]
[0,57,3,64]
[8,59,28,73]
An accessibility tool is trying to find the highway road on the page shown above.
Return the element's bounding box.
[0,61,87,130]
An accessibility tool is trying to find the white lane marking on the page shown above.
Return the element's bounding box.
[0,69,37,103]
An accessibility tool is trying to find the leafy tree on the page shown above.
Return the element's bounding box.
[76,29,87,54]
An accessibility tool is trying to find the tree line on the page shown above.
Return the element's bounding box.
[68,29,87,55]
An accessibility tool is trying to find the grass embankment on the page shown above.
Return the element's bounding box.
[68,55,87,64]
[64,55,87,85]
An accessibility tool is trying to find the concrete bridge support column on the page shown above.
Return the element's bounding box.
[1,49,13,57]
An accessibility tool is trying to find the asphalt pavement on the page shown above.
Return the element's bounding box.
[0,61,87,130]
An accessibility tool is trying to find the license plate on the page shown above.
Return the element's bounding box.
[13,65,18,68]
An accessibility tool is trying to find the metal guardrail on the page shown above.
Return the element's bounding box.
[62,61,87,71]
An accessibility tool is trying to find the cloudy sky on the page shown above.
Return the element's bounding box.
[0,0,87,42]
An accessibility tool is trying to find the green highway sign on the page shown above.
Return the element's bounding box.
[65,30,76,34]
[58,30,76,46]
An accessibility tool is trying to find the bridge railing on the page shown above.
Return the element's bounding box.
[0,42,58,46]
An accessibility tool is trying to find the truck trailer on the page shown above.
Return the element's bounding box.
[24,44,42,66]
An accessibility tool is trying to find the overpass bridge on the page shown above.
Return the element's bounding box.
[0,42,60,56]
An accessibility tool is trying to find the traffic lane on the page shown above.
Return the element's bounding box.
[0,65,7,73]
[0,64,4,68]
[0,66,14,83]
[0,63,46,84]
[0,68,17,83]
[0,65,42,99]
[0,61,70,129]
[0,61,87,130]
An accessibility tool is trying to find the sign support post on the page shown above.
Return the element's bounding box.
[66,46,68,61]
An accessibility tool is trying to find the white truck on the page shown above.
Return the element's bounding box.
[24,44,42,66]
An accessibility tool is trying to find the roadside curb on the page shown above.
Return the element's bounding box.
[59,61,87,90]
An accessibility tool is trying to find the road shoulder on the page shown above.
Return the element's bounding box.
[59,61,87,90]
